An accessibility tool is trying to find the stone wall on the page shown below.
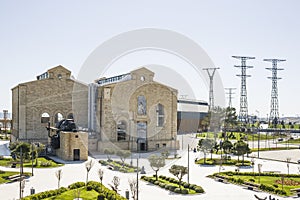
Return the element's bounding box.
[56,131,88,161]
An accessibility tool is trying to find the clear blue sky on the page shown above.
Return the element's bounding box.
[1,0,299,117]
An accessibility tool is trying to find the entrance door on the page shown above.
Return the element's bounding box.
[73,149,80,161]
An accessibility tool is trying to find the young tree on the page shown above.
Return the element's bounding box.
[116,150,131,167]
[198,138,214,163]
[104,148,115,161]
[161,150,170,159]
[10,142,31,160]
[128,178,138,200]
[109,176,120,194]
[169,165,188,190]
[221,139,233,160]
[85,159,94,183]
[233,140,251,165]
[98,168,104,191]
[55,169,62,189]
[148,154,166,180]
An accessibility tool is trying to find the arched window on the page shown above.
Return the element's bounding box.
[41,113,50,123]
[67,113,74,119]
[55,113,64,123]
[117,120,127,141]
[157,104,164,127]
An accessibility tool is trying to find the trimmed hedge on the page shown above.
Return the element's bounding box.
[142,175,204,194]
[22,181,127,200]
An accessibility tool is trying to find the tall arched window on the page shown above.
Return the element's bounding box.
[117,120,127,141]
[157,104,164,127]
[55,113,64,123]
[41,113,50,123]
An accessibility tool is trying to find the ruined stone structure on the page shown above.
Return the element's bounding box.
[56,131,88,161]
[11,65,88,143]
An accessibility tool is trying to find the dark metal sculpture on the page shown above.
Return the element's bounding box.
[46,119,77,149]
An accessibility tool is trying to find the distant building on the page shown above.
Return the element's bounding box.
[177,99,208,133]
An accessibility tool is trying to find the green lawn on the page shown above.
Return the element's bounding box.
[45,188,99,200]
[197,132,282,141]
[0,171,31,184]
[196,158,251,166]
[0,157,63,168]
[212,172,300,196]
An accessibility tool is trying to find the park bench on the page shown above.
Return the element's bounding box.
[7,174,26,182]
[107,165,114,170]
[215,174,227,183]
[290,188,300,197]
[243,182,260,190]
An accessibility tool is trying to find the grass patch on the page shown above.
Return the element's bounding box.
[251,147,298,152]
[23,181,127,200]
[0,170,31,184]
[141,175,204,194]
[210,171,300,196]
[99,159,139,173]
[196,158,251,166]
[45,187,99,200]
[0,157,63,168]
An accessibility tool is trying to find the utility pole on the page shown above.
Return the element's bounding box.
[203,67,220,110]
[233,56,255,124]
[225,88,236,108]
[264,59,285,126]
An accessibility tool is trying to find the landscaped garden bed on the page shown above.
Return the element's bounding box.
[0,157,63,168]
[0,170,31,184]
[22,181,127,200]
[141,175,204,195]
[208,171,300,196]
[195,158,251,166]
[99,159,139,173]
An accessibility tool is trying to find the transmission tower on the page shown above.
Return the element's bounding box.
[233,56,255,123]
[225,88,236,108]
[264,58,285,124]
[203,67,220,110]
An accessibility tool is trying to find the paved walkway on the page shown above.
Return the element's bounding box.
[0,135,299,200]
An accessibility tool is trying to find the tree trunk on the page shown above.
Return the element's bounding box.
[155,170,158,181]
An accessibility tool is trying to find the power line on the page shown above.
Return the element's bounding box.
[264,58,285,125]
[203,67,220,110]
[233,56,255,123]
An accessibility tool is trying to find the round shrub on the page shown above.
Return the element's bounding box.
[194,186,204,193]
[249,178,255,182]
[159,182,165,188]
[174,188,181,193]
[154,181,160,185]
[183,183,190,188]
[189,184,197,189]
[181,189,188,194]
[169,185,177,192]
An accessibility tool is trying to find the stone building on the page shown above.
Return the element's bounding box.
[11,65,88,144]
[88,67,178,152]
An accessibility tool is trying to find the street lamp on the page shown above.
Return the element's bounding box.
[136,138,140,200]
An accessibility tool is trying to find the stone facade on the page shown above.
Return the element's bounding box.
[56,131,88,161]
[11,65,88,144]
[93,67,179,152]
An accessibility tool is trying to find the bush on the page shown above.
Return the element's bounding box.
[183,182,190,188]
[68,182,85,189]
[273,184,278,188]
[154,181,160,185]
[194,186,204,193]
[181,189,188,194]
[159,182,165,188]
[189,184,197,190]
[174,188,181,193]
[249,178,255,182]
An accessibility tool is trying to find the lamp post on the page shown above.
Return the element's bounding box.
[136,138,140,200]
[187,144,190,184]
